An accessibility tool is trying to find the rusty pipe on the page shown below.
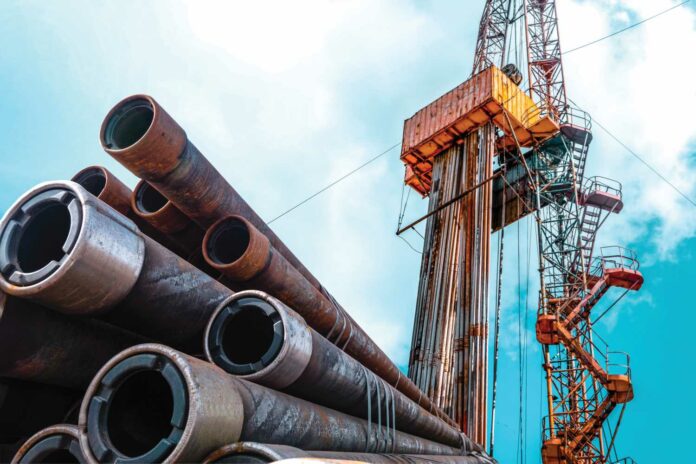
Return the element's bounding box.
[131,180,205,257]
[130,180,222,279]
[71,166,132,218]
[100,95,452,425]
[202,216,455,427]
[0,181,233,353]
[99,94,315,284]
[12,425,85,464]
[0,292,144,389]
[204,443,496,464]
[71,166,185,256]
[204,291,463,448]
[79,344,462,464]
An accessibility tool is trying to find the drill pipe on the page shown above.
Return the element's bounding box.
[79,344,462,464]
[71,166,131,218]
[130,180,221,278]
[0,379,79,446]
[131,180,206,259]
[204,443,495,464]
[100,94,452,426]
[204,291,463,448]
[71,166,182,256]
[0,181,232,353]
[99,94,315,284]
[202,216,455,427]
[0,292,144,389]
[12,425,85,464]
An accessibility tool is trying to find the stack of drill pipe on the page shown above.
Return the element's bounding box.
[76,343,484,464]
[0,181,234,354]
[0,93,499,464]
[99,94,454,426]
[0,178,490,463]
[203,291,463,449]
[203,442,496,463]
[71,165,220,279]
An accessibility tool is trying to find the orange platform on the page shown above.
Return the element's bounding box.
[401,65,559,195]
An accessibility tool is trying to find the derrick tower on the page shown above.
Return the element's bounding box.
[401,1,643,462]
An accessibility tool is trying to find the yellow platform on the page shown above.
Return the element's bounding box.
[401,65,559,195]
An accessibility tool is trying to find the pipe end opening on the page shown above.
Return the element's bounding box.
[87,353,187,464]
[103,98,154,150]
[205,218,250,265]
[207,297,283,375]
[134,182,169,214]
[0,188,82,286]
[17,435,84,464]
[72,168,107,197]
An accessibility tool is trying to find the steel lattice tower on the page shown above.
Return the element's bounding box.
[402,1,643,461]
[524,1,644,462]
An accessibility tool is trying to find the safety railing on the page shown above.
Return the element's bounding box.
[610,459,637,464]
[598,246,640,272]
[606,351,632,380]
[560,105,593,132]
[583,175,623,199]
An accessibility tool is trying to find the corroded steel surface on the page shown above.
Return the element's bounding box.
[0,182,233,354]
[71,166,132,218]
[0,292,144,389]
[100,94,316,287]
[400,67,557,195]
[203,217,456,427]
[99,95,452,425]
[205,291,464,448]
[71,166,185,255]
[131,180,208,262]
[79,344,462,464]
[408,130,493,445]
[204,442,495,463]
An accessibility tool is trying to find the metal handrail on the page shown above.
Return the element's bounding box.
[560,105,592,131]
[606,351,632,379]
[583,175,623,198]
[599,246,640,271]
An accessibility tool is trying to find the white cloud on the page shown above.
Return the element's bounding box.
[12,0,692,367]
[560,0,696,259]
[175,0,440,361]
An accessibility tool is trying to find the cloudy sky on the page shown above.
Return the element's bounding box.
[1,0,694,462]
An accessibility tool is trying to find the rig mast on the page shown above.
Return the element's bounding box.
[401,1,643,462]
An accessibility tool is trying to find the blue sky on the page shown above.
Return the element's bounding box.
[1,1,694,462]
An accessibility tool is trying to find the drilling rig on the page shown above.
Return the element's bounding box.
[400,1,643,462]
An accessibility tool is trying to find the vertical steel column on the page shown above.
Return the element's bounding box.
[408,126,493,446]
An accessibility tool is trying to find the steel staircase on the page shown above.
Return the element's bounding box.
[534,108,644,464]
